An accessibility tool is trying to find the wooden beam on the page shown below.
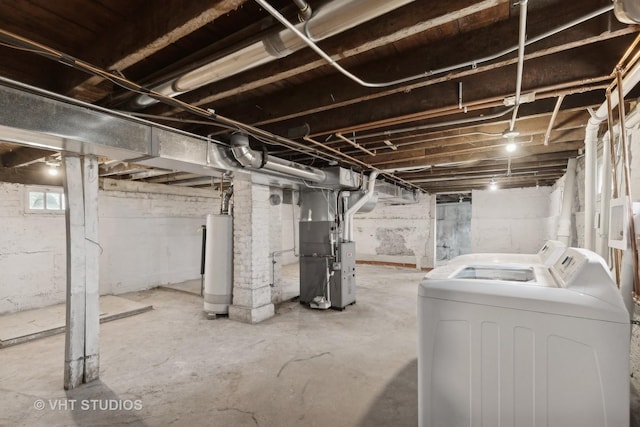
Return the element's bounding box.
[371,142,583,170]
[181,2,632,130]
[162,0,510,112]
[99,162,156,177]
[404,162,569,181]
[0,146,55,167]
[262,40,621,138]
[63,155,100,389]
[63,0,246,101]
[0,163,63,186]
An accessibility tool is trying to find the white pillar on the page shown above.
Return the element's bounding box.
[229,174,275,323]
[428,195,437,268]
[63,155,100,390]
[558,158,577,246]
[598,133,613,259]
[584,128,597,250]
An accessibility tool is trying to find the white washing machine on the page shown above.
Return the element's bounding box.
[447,239,566,267]
[418,247,630,427]
[428,240,565,283]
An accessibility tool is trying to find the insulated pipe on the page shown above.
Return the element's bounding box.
[230,133,327,182]
[135,0,415,106]
[344,172,379,242]
[558,158,577,245]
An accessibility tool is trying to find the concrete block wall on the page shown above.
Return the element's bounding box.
[354,193,435,269]
[99,179,217,295]
[0,179,218,314]
[0,182,66,314]
[471,187,556,254]
[436,202,472,263]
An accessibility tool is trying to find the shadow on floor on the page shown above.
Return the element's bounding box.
[632,382,640,427]
[358,361,640,427]
[65,379,148,426]
[358,358,418,427]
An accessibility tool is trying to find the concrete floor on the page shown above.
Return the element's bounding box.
[1,263,638,426]
[0,264,424,427]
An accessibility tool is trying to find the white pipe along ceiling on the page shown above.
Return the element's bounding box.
[584,59,640,251]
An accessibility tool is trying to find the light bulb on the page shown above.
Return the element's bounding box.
[489,180,497,191]
[47,167,59,176]
[505,142,517,152]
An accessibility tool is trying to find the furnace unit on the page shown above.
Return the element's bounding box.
[298,170,377,310]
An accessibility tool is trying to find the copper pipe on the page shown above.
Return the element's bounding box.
[334,133,377,156]
[606,89,622,287]
[615,33,640,73]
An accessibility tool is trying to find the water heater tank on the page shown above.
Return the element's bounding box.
[203,214,233,314]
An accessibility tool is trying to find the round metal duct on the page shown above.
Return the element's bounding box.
[613,0,640,24]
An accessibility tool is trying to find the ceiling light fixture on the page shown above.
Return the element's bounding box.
[505,142,517,153]
[45,157,61,176]
[383,139,398,151]
[489,178,498,191]
[502,128,520,139]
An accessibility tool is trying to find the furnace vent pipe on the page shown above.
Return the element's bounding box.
[135,0,415,106]
[557,158,577,246]
[597,132,613,258]
[584,125,597,250]
[583,60,640,250]
[344,171,379,242]
[230,133,327,182]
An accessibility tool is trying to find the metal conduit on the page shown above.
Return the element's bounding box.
[509,0,528,132]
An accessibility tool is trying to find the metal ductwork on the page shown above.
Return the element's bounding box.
[229,133,327,183]
[344,171,379,242]
[613,0,640,24]
[135,0,415,107]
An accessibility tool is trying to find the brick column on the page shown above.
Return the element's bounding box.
[229,174,275,323]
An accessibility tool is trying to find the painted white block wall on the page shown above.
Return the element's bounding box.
[354,193,435,269]
[436,202,472,263]
[0,179,218,314]
[0,183,66,314]
[99,179,218,295]
[471,186,557,254]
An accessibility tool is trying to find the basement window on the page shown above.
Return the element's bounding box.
[26,187,65,213]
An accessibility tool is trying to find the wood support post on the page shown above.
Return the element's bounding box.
[63,155,100,390]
